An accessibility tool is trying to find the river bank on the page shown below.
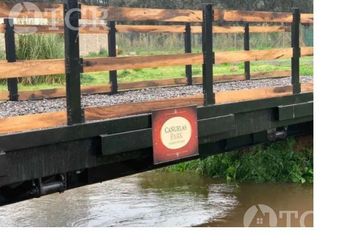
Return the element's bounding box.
[166,137,313,184]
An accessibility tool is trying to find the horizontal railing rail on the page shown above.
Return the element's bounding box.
[0,23,291,34]
[0,71,292,101]
[0,48,313,79]
[0,3,313,24]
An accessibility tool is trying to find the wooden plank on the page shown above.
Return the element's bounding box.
[216,48,292,64]
[0,70,291,101]
[0,3,201,22]
[116,25,186,33]
[116,25,289,34]
[301,47,314,56]
[222,10,313,24]
[0,83,313,135]
[0,3,313,24]
[192,25,290,34]
[0,48,311,79]
[83,5,203,22]
[0,23,290,34]
[84,48,312,73]
[249,25,291,33]
[0,96,204,135]
[83,53,204,72]
[215,82,313,104]
[0,59,65,79]
[0,2,63,19]
[12,24,108,34]
[14,25,64,34]
[192,70,291,84]
[215,47,313,64]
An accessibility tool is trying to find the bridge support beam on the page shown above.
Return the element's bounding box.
[202,4,215,105]
[4,18,18,101]
[64,0,85,125]
[291,8,301,94]
[184,23,193,85]
[108,20,118,94]
[244,22,251,80]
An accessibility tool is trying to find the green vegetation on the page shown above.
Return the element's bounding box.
[166,138,313,184]
[0,56,313,91]
[0,29,313,91]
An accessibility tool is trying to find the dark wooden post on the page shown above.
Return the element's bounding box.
[184,23,193,85]
[244,22,251,80]
[64,0,84,125]
[202,4,215,105]
[108,20,118,94]
[4,18,19,101]
[291,8,301,94]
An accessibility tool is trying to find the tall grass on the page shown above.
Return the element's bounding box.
[166,138,313,184]
[16,34,65,85]
[114,25,312,55]
[115,32,293,55]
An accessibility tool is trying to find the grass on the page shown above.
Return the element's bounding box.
[166,138,313,184]
[15,34,65,85]
[0,56,313,91]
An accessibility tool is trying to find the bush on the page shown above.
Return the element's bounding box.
[167,138,313,184]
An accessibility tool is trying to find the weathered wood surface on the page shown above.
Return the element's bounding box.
[116,25,290,33]
[0,96,204,135]
[83,53,204,72]
[0,70,291,101]
[0,3,313,24]
[0,48,312,79]
[0,59,65,79]
[0,82,313,135]
[222,10,313,24]
[0,48,313,79]
[0,23,290,34]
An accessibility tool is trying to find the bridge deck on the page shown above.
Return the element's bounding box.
[0,77,313,135]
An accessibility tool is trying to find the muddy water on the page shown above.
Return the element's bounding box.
[0,171,313,227]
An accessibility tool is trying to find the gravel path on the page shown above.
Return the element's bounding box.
[0,76,313,118]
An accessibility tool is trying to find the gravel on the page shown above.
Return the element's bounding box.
[0,76,313,118]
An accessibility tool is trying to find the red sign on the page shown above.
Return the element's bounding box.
[152,106,199,164]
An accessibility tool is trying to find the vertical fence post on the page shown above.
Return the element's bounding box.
[4,18,18,101]
[202,4,215,105]
[64,0,84,125]
[184,23,193,85]
[244,22,251,80]
[108,20,118,94]
[291,8,301,94]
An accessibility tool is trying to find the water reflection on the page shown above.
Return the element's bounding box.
[0,171,312,227]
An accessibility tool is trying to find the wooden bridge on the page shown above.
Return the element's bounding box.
[0,1,313,206]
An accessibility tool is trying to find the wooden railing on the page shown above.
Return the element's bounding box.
[0,1,313,126]
[0,3,313,23]
[0,48,313,79]
[0,23,291,34]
